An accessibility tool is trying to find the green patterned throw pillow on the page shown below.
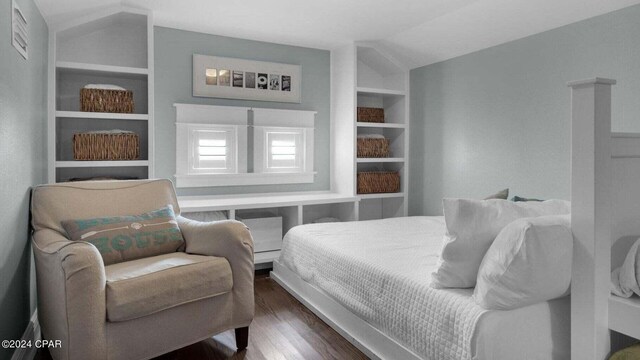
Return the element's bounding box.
[61,205,184,265]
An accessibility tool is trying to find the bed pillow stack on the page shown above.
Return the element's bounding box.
[474,214,572,310]
[431,198,570,289]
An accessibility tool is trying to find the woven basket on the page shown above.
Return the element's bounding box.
[73,132,139,160]
[357,171,400,194]
[80,88,134,113]
[357,138,390,158]
[357,107,384,123]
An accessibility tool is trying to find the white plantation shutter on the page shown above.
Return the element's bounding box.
[266,130,303,170]
[193,129,234,171]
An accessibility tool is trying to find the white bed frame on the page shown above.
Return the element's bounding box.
[271,260,421,360]
[570,78,640,360]
[272,78,640,360]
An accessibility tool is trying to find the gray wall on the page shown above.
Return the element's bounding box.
[0,0,48,358]
[154,27,331,196]
[410,5,640,216]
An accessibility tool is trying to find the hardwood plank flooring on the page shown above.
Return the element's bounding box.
[35,273,368,360]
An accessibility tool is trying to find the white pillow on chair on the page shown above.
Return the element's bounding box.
[431,198,570,289]
[474,214,572,310]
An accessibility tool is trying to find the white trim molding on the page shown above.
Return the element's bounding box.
[175,172,315,187]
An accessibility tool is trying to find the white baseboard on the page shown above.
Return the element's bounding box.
[10,309,39,360]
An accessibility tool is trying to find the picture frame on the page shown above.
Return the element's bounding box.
[193,54,301,103]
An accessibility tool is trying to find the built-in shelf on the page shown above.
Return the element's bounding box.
[358,192,405,200]
[356,122,406,129]
[179,192,358,212]
[56,160,149,168]
[49,10,153,183]
[332,43,408,220]
[56,111,149,120]
[178,192,360,264]
[356,87,405,97]
[357,158,404,163]
[56,61,148,76]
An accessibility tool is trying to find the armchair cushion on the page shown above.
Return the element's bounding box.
[62,205,184,265]
[105,253,233,322]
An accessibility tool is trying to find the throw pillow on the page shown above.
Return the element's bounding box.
[474,215,572,310]
[62,205,184,265]
[431,198,570,288]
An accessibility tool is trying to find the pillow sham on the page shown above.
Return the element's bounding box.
[61,205,184,265]
[430,198,570,289]
[474,214,572,310]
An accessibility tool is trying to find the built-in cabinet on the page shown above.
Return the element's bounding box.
[178,193,358,265]
[48,8,154,183]
[332,43,409,219]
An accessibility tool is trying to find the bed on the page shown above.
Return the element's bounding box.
[273,77,636,360]
[272,216,570,360]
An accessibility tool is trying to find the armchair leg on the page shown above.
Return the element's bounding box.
[235,326,249,350]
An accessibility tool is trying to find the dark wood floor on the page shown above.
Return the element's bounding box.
[36,272,368,360]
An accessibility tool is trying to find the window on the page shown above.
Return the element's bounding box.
[266,129,303,171]
[175,104,315,187]
[189,127,236,174]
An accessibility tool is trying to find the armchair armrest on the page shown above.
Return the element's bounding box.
[177,217,254,257]
[32,229,107,360]
[177,216,255,325]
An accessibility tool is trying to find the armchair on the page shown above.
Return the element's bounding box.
[30,179,254,360]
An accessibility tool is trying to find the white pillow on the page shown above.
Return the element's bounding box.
[431,198,570,289]
[474,214,572,310]
[610,238,640,298]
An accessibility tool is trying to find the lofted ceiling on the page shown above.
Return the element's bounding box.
[34,0,640,69]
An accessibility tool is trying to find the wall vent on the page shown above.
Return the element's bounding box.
[12,0,28,59]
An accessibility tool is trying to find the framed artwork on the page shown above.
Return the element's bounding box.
[193,54,301,103]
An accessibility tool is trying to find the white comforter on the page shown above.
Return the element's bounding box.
[279,216,487,360]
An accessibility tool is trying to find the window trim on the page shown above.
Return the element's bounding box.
[174,103,316,188]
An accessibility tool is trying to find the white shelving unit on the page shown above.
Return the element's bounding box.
[178,192,359,264]
[47,8,154,183]
[331,42,409,220]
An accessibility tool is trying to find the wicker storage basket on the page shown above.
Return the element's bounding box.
[357,107,384,123]
[73,132,139,160]
[357,138,390,158]
[80,88,134,113]
[357,171,400,194]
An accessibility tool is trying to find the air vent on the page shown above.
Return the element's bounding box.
[12,0,28,59]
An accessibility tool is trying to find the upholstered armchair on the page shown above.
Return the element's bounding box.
[30,179,254,360]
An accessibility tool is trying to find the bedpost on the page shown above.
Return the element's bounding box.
[569,78,616,360]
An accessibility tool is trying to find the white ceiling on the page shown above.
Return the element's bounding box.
[35,0,640,69]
